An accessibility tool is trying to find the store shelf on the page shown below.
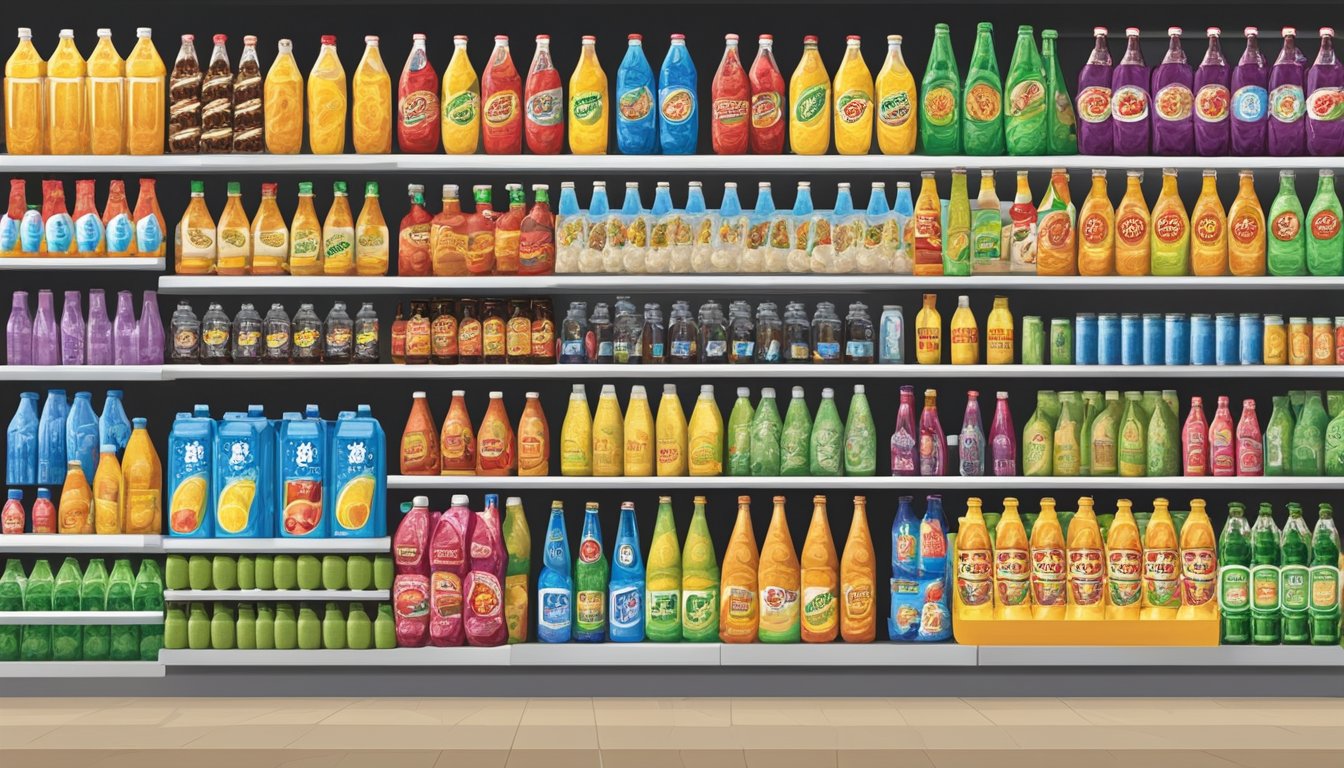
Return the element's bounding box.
[0,256,164,271]
[510,642,721,666]
[0,661,165,678]
[161,537,390,554]
[163,589,389,601]
[719,642,977,666]
[977,645,1344,667]
[0,365,163,381]
[0,611,163,625]
[387,475,1344,491]
[0,534,164,553]
[158,647,512,666]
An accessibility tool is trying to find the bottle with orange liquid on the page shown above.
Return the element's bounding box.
[800,494,839,642]
[46,29,88,155]
[264,39,303,154]
[1227,169,1267,276]
[322,181,355,276]
[132,178,165,258]
[1064,496,1105,620]
[430,184,468,276]
[1191,170,1228,276]
[352,35,391,154]
[307,35,347,154]
[912,171,943,276]
[250,182,289,275]
[176,180,216,274]
[1141,497,1181,619]
[954,497,994,622]
[1029,497,1066,619]
[1077,170,1115,276]
[122,418,161,534]
[5,28,46,155]
[516,391,549,477]
[1176,498,1218,620]
[288,182,323,275]
[1105,498,1142,619]
[465,185,497,275]
[475,391,515,476]
[58,460,92,534]
[400,391,440,475]
[1114,170,1151,275]
[355,182,389,276]
[88,29,125,155]
[1035,168,1076,276]
[440,389,476,475]
[758,495,800,642]
[840,495,876,642]
[215,182,251,275]
[102,180,134,256]
[122,28,164,155]
[1149,168,1190,276]
[719,495,760,643]
[993,497,1032,620]
[92,444,124,534]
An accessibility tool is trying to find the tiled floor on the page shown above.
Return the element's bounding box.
[2,697,1341,767]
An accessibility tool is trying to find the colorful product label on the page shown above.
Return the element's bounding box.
[1030,546,1065,606]
[922,85,957,127]
[1067,547,1105,606]
[659,87,695,124]
[1310,565,1341,610]
[526,87,564,126]
[1251,563,1280,609]
[1107,548,1142,607]
[879,90,913,127]
[1076,85,1112,123]
[1181,546,1217,607]
[955,548,992,607]
[571,91,604,124]
[1308,87,1344,121]
[682,588,717,632]
[1272,212,1301,241]
[1154,83,1194,121]
[1270,84,1305,123]
[751,91,782,128]
[794,84,827,124]
[1233,85,1268,122]
[1196,84,1231,123]
[1280,564,1310,612]
[835,89,871,124]
[995,548,1030,606]
[1219,564,1251,611]
[1111,85,1149,123]
[1143,548,1180,607]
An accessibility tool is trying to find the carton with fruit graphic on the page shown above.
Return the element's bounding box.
[168,405,215,538]
[278,406,330,539]
[331,405,386,538]
[213,406,275,538]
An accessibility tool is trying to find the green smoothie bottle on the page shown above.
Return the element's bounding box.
[163,605,187,650]
[1022,391,1054,476]
[681,496,720,643]
[297,605,320,650]
[187,602,210,650]
[346,603,372,650]
[1325,406,1344,475]
[1280,505,1312,644]
[80,558,109,661]
[1003,25,1047,156]
[1078,391,1101,476]
[1052,391,1081,476]
[1041,29,1077,155]
[1089,391,1122,476]
[843,384,877,475]
[1118,391,1148,477]
[52,558,81,661]
[1145,396,1179,477]
[809,387,844,476]
[374,604,396,649]
[920,23,962,154]
[1291,391,1329,476]
[961,22,1004,156]
[1309,504,1341,645]
[749,387,783,476]
[780,386,813,476]
[274,604,297,650]
[1268,170,1307,276]
[236,603,256,650]
[645,496,682,642]
[1306,170,1344,276]
[1265,395,1295,476]
[503,496,532,644]
[727,388,755,477]
[0,560,23,661]
[322,602,346,649]
[210,602,235,650]
[256,603,275,649]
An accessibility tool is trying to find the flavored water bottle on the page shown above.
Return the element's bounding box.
[32,290,58,365]
[742,182,774,273]
[607,501,645,642]
[646,181,675,274]
[7,291,32,365]
[86,289,113,365]
[59,291,83,365]
[684,181,712,273]
[38,389,69,485]
[1306,27,1344,157]
[577,181,608,274]
[554,181,582,273]
[1111,27,1150,155]
[536,501,573,643]
[658,34,698,155]
[99,389,132,454]
[6,392,39,485]
[786,181,813,274]
[113,290,138,365]
[138,291,164,364]
[1195,28,1231,156]
[615,34,657,154]
[712,182,746,273]
[1269,27,1307,156]
[65,391,99,480]
[1151,27,1194,156]
[1231,27,1269,155]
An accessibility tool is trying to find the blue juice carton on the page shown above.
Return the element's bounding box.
[214,405,275,538]
[278,405,329,538]
[330,405,385,538]
[167,405,215,537]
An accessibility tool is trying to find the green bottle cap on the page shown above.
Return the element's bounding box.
[190,180,205,195]
[227,182,240,195]
[333,181,347,195]
[532,183,549,203]
[298,181,313,195]
[365,181,378,197]
[474,185,492,203]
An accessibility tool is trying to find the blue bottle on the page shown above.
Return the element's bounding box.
[6,392,39,485]
[893,182,915,269]
[658,33,699,154]
[537,501,573,643]
[573,502,607,643]
[616,34,658,154]
[37,389,69,485]
[866,182,891,219]
[790,181,814,261]
[918,494,947,577]
[99,389,132,457]
[588,181,610,224]
[65,391,99,481]
[892,495,919,577]
[331,405,385,537]
[607,501,645,642]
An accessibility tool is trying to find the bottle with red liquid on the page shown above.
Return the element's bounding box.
[398,184,432,276]
[481,35,523,154]
[1111,27,1150,156]
[989,390,1017,476]
[1208,394,1236,476]
[102,180,134,256]
[518,184,556,275]
[890,384,917,476]
[1151,27,1194,156]
[41,180,75,255]
[398,33,441,153]
[749,34,786,154]
[1182,395,1208,475]
[1194,27,1231,157]
[1236,398,1263,476]
[31,488,55,533]
[524,35,564,154]
[918,388,946,476]
[466,185,497,275]
[1269,26,1307,156]
[493,183,525,275]
[394,495,433,576]
[1076,27,1114,155]
[711,34,751,154]
[1306,26,1344,157]
[1,490,24,534]
[1231,27,1269,156]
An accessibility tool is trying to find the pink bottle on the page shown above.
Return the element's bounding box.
[1,490,24,534]
[917,388,946,477]
[138,290,164,364]
[890,384,917,476]
[1208,395,1236,477]
[85,289,113,366]
[464,493,507,646]
[31,488,55,534]
[429,494,473,647]
[31,289,59,366]
[394,495,432,575]
[1182,395,1208,476]
[1236,398,1263,476]
[989,391,1017,476]
[59,291,84,365]
[112,290,137,365]
[393,573,430,647]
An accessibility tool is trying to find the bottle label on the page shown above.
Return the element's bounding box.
[703,339,727,359]
[1269,84,1305,123]
[575,589,604,630]
[845,340,873,359]
[891,427,916,473]
[732,340,755,359]
[1194,212,1223,245]
[1068,547,1105,606]
[878,89,913,127]
[794,83,827,125]
[659,87,695,124]
[955,548,992,607]
[618,85,654,122]
[1181,546,1217,607]
[609,585,642,629]
[44,213,73,253]
[526,87,564,127]
[0,215,19,252]
[560,338,584,358]
[1111,85,1149,123]
[1271,212,1301,242]
[835,90,871,124]
[995,548,1030,606]
[105,213,134,253]
[964,82,1001,124]
[1076,85,1112,123]
[19,211,43,252]
[759,584,798,625]
[135,213,163,253]
[538,587,571,631]
[670,339,693,358]
[713,97,750,126]
[1143,548,1180,607]
[1232,85,1268,122]
[1312,210,1341,241]
[1107,548,1142,607]
[571,91,605,125]
[647,589,679,624]
[1154,83,1194,121]
[1081,212,1109,245]
[751,91,782,128]
[444,90,479,126]
[1153,210,1186,244]
[74,213,103,253]
[1307,87,1344,121]
[1310,564,1340,610]
[1230,213,1260,244]
[1281,564,1310,612]
[1030,546,1065,606]
[815,341,840,360]
[682,588,717,632]
[1251,563,1280,610]
[1195,84,1231,123]
[801,585,837,632]
[922,85,957,127]
[401,90,438,128]
[1218,564,1251,612]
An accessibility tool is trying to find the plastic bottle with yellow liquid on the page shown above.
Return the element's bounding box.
[591,384,624,477]
[950,294,979,365]
[92,444,124,535]
[355,182,389,276]
[307,35,347,155]
[87,29,125,155]
[1191,170,1228,276]
[789,35,830,155]
[1029,497,1066,619]
[1105,498,1142,619]
[59,460,92,535]
[954,497,994,622]
[1065,496,1105,620]
[1176,498,1218,620]
[758,495,801,642]
[912,171,944,275]
[1149,168,1191,276]
[837,496,876,642]
[687,384,723,476]
[945,169,972,276]
[568,36,608,155]
[1141,497,1181,619]
[914,292,942,364]
[799,495,838,642]
[720,495,759,643]
[560,384,593,476]
[1227,170,1267,276]
[177,180,217,275]
[993,497,1032,620]
[1077,170,1115,276]
[352,36,391,154]
[986,296,1014,365]
[47,29,88,155]
[441,36,480,155]
[264,39,303,154]
[122,28,165,155]
[1035,168,1076,276]
[289,182,323,275]
[1113,170,1151,275]
[322,181,355,276]
[5,28,46,155]
[645,495,682,642]
[875,35,917,155]
[832,36,873,155]
[655,383,687,476]
[215,182,251,276]
[122,417,162,534]
[623,385,655,476]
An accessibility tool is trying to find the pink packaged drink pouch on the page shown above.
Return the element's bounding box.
[393,573,430,647]
[464,493,508,647]
[394,496,432,575]
[429,494,473,647]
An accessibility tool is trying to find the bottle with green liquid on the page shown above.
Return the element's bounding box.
[780,386,812,476]
[961,22,1003,155]
[1218,503,1252,644]
[1268,171,1307,276]
[1265,395,1295,476]
[920,23,962,154]
[1280,504,1312,644]
[727,388,754,477]
[1306,170,1343,276]
[1118,391,1148,477]
[1089,391,1122,476]
[1078,391,1101,476]
[645,496,682,642]
[1003,25,1047,156]
[843,384,876,475]
[1051,391,1081,476]
[809,387,844,476]
[944,169,971,276]
[1021,391,1054,477]
[1292,391,1329,476]
[1145,396,1179,477]
[1250,504,1282,645]
[1324,405,1344,475]
[1309,504,1340,645]
[750,387,783,476]
[681,496,719,642]
[1041,29,1077,155]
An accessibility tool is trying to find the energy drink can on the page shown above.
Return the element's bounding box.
[1142,313,1164,365]
[1098,313,1121,365]
[1075,312,1098,365]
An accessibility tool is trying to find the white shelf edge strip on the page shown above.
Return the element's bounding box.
[0,257,164,271]
[0,534,164,552]
[157,647,512,667]
[162,589,389,601]
[0,611,163,625]
[0,661,165,678]
[388,475,1344,490]
[160,537,390,553]
[977,645,1344,667]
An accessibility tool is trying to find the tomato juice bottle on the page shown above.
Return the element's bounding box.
[524,35,564,154]
[749,34,785,154]
[711,34,750,154]
[482,35,522,155]
[398,33,441,153]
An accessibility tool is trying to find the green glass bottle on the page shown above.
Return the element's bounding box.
[944,169,972,276]
[920,23,962,154]
[1021,391,1054,477]
[80,558,109,661]
[1306,170,1343,276]
[726,387,755,477]
[681,496,720,643]
[1327,406,1344,476]
[1117,392,1148,477]
[843,384,877,475]
[1218,503,1252,644]
[1041,29,1077,155]
[749,387,783,476]
[1280,504,1312,644]
[645,496,682,642]
[779,386,813,476]
[1145,396,1179,477]
[809,387,844,476]
[1265,396,1296,476]
[1268,171,1307,276]
[961,22,1004,156]
[503,496,532,645]
[1250,505,1282,645]
[51,558,81,661]
[573,502,609,642]
[1003,25,1047,156]
[1292,391,1329,476]
[1309,505,1341,645]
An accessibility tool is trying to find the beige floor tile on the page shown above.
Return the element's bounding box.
[1207,749,1344,768]
[504,749,600,768]
[87,750,323,768]
[0,706,100,726]
[26,725,212,749]
[0,725,57,747]
[1133,726,1301,750]
[1007,725,1180,750]
[320,705,441,726]
[672,726,749,750]
[1066,697,1224,710]
[434,750,509,768]
[1105,751,1240,768]
[822,706,907,727]
[598,750,686,768]
[731,699,827,726]
[744,750,838,768]
[520,698,595,726]
[915,725,1018,750]
[78,706,178,726]
[511,725,599,750]
[456,701,527,727]
[332,751,440,768]
[1214,697,1344,709]
[682,750,746,768]
[285,725,497,751]
[895,703,993,726]
[839,750,935,768]
[1278,726,1344,748]
[185,725,315,749]
[833,726,926,750]
[6,750,117,768]
[978,707,1091,726]
[963,696,1071,711]
[594,700,676,726]
[930,751,1122,768]
[597,726,680,750]
[736,725,841,750]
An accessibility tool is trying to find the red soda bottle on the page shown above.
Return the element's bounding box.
[748,34,786,154]
[711,34,751,154]
[1236,398,1263,476]
[398,34,441,153]
[1207,395,1236,477]
[481,35,523,154]
[1181,395,1208,476]
[524,35,564,154]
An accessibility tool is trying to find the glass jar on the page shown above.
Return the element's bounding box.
[811,301,842,363]
[755,302,782,363]
[640,302,666,364]
[845,301,875,363]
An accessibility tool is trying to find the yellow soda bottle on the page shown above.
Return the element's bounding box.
[788,35,830,155]
[950,294,978,365]
[177,180,216,275]
[591,384,623,477]
[250,182,289,275]
[264,39,304,154]
[59,461,92,534]
[832,35,873,155]
[875,35,917,155]
[355,181,389,276]
[215,182,251,276]
[4,27,45,155]
[1105,498,1142,620]
[719,495,760,643]
[912,171,943,275]
[914,292,942,364]
[322,181,355,276]
[441,35,480,154]
[307,35,347,155]
[125,28,165,155]
[622,384,655,476]
[92,444,124,534]
[560,384,593,476]
[46,29,88,154]
[122,417,162,534]
[1149,168,1190,276]
[655,383,688,476]
[954,497,994,622]
[1227,169,1266,276]
[1191,170,1228,276]
[1114,170,1151,275]
[840,495,877,642]
[758,496,800,642]
[646,496,683,642]
[993,497,1032,620]
[1077,169,1115,276]
[1176,498,1218,620]
[1029,497,1066,620]
[986,295,1014,364]
[1141,497,1181,619]
[352,35,391,154]
[1064,496,1105,620]
[568,35,607,155]
[687,384,723,476]
[87,29,125,155]
[289,181,323,275]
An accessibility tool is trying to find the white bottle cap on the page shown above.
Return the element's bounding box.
[737,387,750,397]
[1207,27,1221,36]
[1245,26,1259,36]
[413,496,429,507]
[601,384,615,394]
[855,384,865,394]
[573,384,586,394]
[414,33,426,42]
[59,29,74,39]
[506,497,521,506]
[822,387,835,398]
[631,385,646,397]
[452,389,465,396]
[701,384,714,394]
[451,494,469,505]
[526,391,539,399]
[412,391,427,398]
[489,391,503,399]
[664,383,676,394]
[1094,27,1108,36]
[17,28,32,38]
[1125,27,1140,37]
[1283,26,1297,36]
[1168,27,1182,37]
[998,391,1009,398]
[1323,27,1336,37]
[97,28,112,38]
[793,386,805,396]
[762,387,776,398]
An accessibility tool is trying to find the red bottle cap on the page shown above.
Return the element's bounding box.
[847,35,861,43]
[803,35,818,44]
[670,34,685,41]
[725,33,739,43]
[213,33,227,45]
[759,34,773,42]
[628,34,642,42]
[321,35,336,46]
[454,35,468,43]
[495,35,508,43]
[582,35,596,44]
[536,34,550,42]
[262,183,277,195]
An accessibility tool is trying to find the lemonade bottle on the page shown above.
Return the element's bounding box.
[122,417,161,535]
[655,383,688,476]
[441,35,480,154]
[215,182,251,276]
[788,35,830,154]
[914,292,942,364]
[124,28,165,155]
[1114,170,1151,275]
[322,181,355,276]
[682,496,720,642]
[645,496,682,642]
[758,495,800,642]
[352,36,391,154]
[945,168,971,275]
[1077,170,1115,276]
[623,384,655,476]
[250,183,289,275]
[289,182,323,275]
[1035,168,1076,275]
[1177,498,1218,620]
[912,172,943,276]
[986,295,1014,364]
[264,39,303,154]
[840,495,877,642]
[307,35,347,155]
[5,28,45,155]
[1065,496,1105,620]
[177,180,216,275]
[832,36,874,155]
[46,29,88,154]
[87,29,125,155]
[592,384,623,477]
[950,294,978,365]
[954,497,994,622]
[875,35,917,155]
[1141,497,1181,619]
[1029,497,1066,619]
[1191,169,1228,275]
[1106,498,1142,619]
[687,384,723,476]
[719,495,759,643]
[1228,169,1267,276]
[568,36,608,154]
[560,384,593,476]
[355,182,388,276]
[1150,168,1191,276]
[92,444,123,534]
[993,497,1032,620]
[800,495,839,642]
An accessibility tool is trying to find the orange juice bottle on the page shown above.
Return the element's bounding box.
[125,28,165,155]
[1149,169,1190,276]
[993,497,1032,620]
[58,460,92,534]
[800,495,839,642]
[1035,168,1076,276]
[1029,497,1066,619]
[1114,170,1151,275]
[132,178,165,258]
[92,444,124,534]
[1064,496,1105,620]
[840,495,877,642]
[622,384,655,476]
[1191,170,1227,276]
[355,181,389,275]
[177,180,216,275]
[307,35,347,154]
[874,35,917,155]
[788,35,830,155]
[568,35,607,155]
[832,36,873,155]
[758,495,801,642]
[5,27,46,155]
[517,391,549,477]
[1141,497,1181,619]
[1227,170,1266,276]
[440,390,476,475]
[954,497,994,622]
[264,39,303,154]
[1176,498,1217,620]
[352,35,392,154]
[1105,498,1142,620]
[215,182,251,276]
[46,29,88,154]
[122,417,162,534]
[441,35,480,154]
[655,383,688,476]
[323,181,355,276]
[289,181,323,275]
[400,391,440,475]
[475,391,515,476]
[87,29,125,155]
[251,182,289,275]
[720,495,760,643]
[1077,170,1115,276]
[591,384,623,477]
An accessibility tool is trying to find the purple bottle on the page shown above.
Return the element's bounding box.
[6,291,33,365]
[31,289,59,366]
[59,290,84,366]
[958,390,985,477]
[1306,26,1344,157]
[917,388,946,477]
[1231,27,1269,155]
[1076,26,1114,155]
[1111,27,1151,156]
[138,290,164,365]
[989,390,1016,476]
[112,290,137,365]
[1269,26,1307,156]
[1151,27,1194,156]
[1194,27,1231,156]
[86,288,113,366]
[890,384,917,476]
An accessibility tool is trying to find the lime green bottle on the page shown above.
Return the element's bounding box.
[1022,392,1054,476]
[1268,170,1307,276]
[1118,392,1148,477]
[1306,170,1343,276]
[681,496,720,642]
[961,22,1004,155]
[1003,25,1047,156]
[1146,396,1179,477]
[727,388,755,477]
[920,23,962,154]
[645,496,683,642]
[944,168,972,276]
[780,386,813,476]
[1041,29,1077,155]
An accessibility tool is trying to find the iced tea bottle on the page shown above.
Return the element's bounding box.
[1113,170,1150,275]
[1035,168,1076,276]
[307,35,348,154]
[198,34,234,153]
[289,182,323,275]
[5,28,45,155]
[831,36,873,156]
[87,29,126,156]
[1149,168,1191,276]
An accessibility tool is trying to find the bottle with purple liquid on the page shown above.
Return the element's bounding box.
[60,291,84,366]
[1307,26,1344,157]
[1194,27,1231,156]
[86,289,113,365]
[1076,26,1114,155]
[1269,26,1307,156]
[138,290,164,364]
[1111,27,1150,155]
[112,290,138,365]
[1151,27,1194,156]
[7,291,32,365]
[32,289,59,366]
[1231,26,1269,155]
[890,384,917,476]
[989,390,1017,476]
[958,390,985,476]
[918,388,946,476]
